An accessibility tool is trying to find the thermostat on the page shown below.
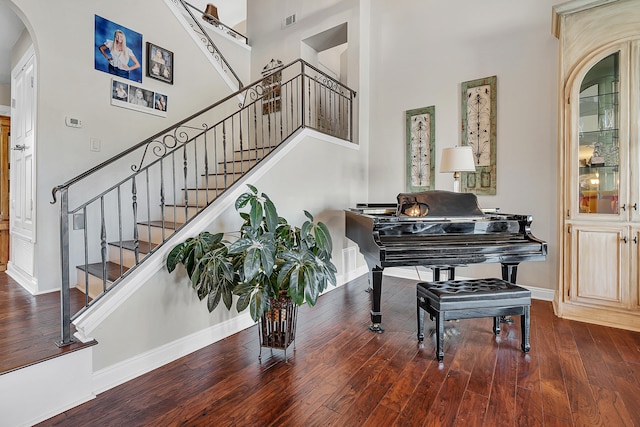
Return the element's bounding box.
[65,116,82,128]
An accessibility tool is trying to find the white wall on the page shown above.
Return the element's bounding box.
[366,0,564,290]
[9,0,237,293]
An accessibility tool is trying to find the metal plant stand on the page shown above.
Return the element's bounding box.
[258,295,298,362]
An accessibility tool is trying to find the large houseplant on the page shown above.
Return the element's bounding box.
[166,184,337,325]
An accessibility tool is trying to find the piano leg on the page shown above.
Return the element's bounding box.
[368,266,385,333]
[501,263,519,283]
[364,260,377,293]
[500,263,520,325]
[431,266,456,281]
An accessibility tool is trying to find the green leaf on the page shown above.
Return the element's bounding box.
[207,286,222,312]
[235,185,257,210]
[166,242,186,272]
[314,221,333,254]
[264,195,278,231]
[243,247,262,282]
[249,198,263,229]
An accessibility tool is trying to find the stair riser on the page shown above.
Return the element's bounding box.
[199,172,241,188]
[108,245,149,269]
[181,189,224,207]
[163,205,200,223]
[230,146,275,161]
[75,269,110,299]
[217,158,258,172]
[137,223,177,245]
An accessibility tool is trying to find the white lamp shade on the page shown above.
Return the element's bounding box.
[439,146,476,173]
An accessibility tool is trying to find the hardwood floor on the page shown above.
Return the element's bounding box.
[0,273,92,375]
[28,274,640,426]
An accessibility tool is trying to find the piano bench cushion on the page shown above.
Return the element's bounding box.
[417,278,531,312]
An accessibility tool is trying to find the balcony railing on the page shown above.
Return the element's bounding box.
[52,59,356,346]
[172,0,246,89]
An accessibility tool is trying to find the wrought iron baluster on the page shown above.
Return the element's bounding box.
[192,133,200,210]
[100,196,107,293]
[132,177,139,264]
[222,121,228,187]
[159,160,166,241]
[82,206,89,307]
[117,186,123,276]
[213,127,219,194]
[182,144,188,215]
[203,132,209,204]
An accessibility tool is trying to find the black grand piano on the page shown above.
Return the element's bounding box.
[345,190,547,332]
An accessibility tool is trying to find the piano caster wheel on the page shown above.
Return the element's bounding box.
[417,333,424,342]
[368,323,385,333]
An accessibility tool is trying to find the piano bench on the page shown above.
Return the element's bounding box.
[416,278,531,362]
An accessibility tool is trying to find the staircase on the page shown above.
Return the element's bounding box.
[53,58,356,345]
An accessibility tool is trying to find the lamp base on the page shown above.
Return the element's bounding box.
[453,172,461,193]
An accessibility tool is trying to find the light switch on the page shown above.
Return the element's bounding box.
[90,138,101,152]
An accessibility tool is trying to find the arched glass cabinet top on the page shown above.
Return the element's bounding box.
[578,52,619,214]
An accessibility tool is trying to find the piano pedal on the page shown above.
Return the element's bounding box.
[500,315,514,325]
[368,323,384,333]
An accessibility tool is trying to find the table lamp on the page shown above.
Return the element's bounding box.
[439,146,476,192]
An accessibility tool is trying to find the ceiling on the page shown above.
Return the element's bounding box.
[0,1,245,86]
[0,2,25,85]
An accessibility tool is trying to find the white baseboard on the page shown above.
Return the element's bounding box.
[6,262,39,295]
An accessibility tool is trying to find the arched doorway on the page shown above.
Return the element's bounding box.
[0,1,37,293]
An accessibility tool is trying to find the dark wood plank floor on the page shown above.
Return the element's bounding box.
[29,274,640,426]
[0,273,92,374]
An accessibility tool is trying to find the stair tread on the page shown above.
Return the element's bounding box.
[108,240,158,254]
[182,186,228,191]
[233,144,278,153]
[141,220,184,230]
[201,171,244,176]
[76,261,129,282]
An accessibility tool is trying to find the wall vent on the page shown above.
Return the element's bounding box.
[283,14,296,28]
[343,247,357,274]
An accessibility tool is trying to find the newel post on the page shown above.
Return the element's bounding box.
[56,187,74,347]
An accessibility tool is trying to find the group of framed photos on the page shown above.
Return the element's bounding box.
[94,15,173,117]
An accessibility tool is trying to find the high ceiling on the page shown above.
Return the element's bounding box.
[0,0,245,86]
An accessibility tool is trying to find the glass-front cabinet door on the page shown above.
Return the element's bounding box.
[577,52,620,216]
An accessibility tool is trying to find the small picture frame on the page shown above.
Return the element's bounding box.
[146,42,173,84]
[111,78,167,117]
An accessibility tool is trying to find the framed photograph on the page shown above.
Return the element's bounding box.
[146,42,174,84]
[461,75,497,195]
[94,15,143,83]
[111,78,167,118]
[405,106,436,192]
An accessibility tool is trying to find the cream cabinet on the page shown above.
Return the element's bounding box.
[554,0,640,331]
